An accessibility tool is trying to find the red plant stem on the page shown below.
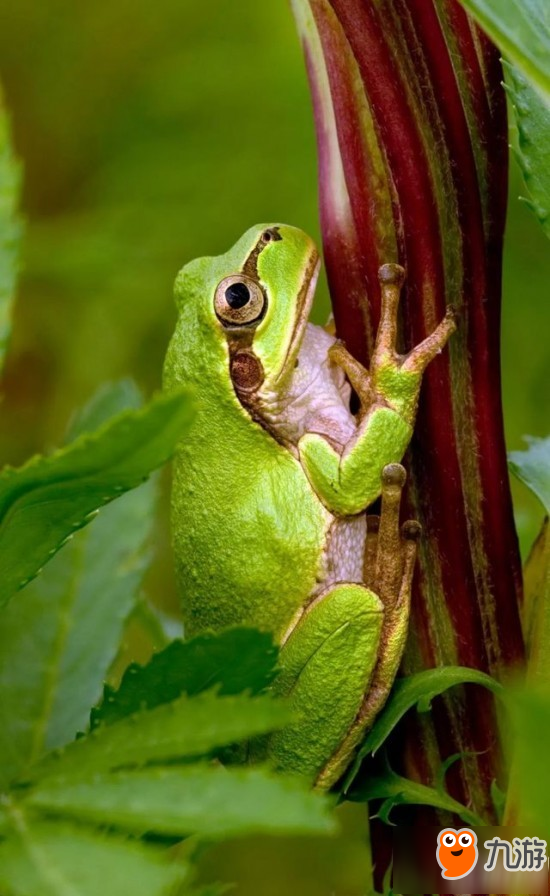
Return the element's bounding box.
[293,0,523,827]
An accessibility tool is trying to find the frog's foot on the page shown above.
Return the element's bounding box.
[315,463,421,789]
[370,264,456,418]
[402,306,457,374]
[372,463,420,610]
[361,463,421,721]
[372,263,405,362]
[374,263,456,369]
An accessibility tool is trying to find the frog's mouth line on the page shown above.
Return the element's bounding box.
[274,250,320,385]
[450,849,463,857]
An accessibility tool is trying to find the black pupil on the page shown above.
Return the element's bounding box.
[225,282,250,309]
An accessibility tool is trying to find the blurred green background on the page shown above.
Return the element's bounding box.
[0,0,548,892]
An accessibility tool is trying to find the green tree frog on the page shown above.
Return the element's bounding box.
[164,224,455,788]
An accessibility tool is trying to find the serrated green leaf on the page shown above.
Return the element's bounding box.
[0,489,154,788]
[0,388,193,609]
[459,0,550,105]
[509,435,550,513]
[345,666,503,790]
[0,89,22,372]
[0,383,159,789]
[92,628,279,729]
[350,759,484,827]
[29,692,291,784]
[504,62,550,239]
[0,813,188,896]
[24,765,336,839]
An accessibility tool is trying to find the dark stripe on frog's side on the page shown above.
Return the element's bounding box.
[273,247,319,387]
[224,226,319,452]
[242,226,282,280]
[223,229,282,401]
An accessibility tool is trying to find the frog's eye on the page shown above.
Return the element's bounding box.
[214,274,266,326]
[442,832,456,848]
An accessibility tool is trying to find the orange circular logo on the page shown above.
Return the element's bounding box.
[436,828,478,880]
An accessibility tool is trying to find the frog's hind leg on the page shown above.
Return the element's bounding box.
[268,582,384,784]
[268,464,420,790]
[316,463,421,789]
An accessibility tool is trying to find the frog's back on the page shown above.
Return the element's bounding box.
[171,388,328,639]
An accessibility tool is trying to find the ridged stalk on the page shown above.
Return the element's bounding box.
[292,0,524,828]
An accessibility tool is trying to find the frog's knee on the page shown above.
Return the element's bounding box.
[305,582,383,626]
[279,583,382,678]
[317,582,382,617]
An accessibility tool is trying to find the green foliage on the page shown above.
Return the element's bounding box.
[0,819,189,896]
[459,0,550,104]
[25,765,334,838]
[509,435,550,685]
[505,62,550,240]
[1,626,334,895]
[0,90,21,372]
[506,687,550,838]
[0,0,324,470]
[523,519,550,676]
[490,779,506,822]
[66,378,143,441]
[343,667,502,828]
[0,382,158,788]
[92,628,279,728]
[345,666,503,789]
[509,434,550,513]
[0,377,334,894]
[31,691,292,784]
[0,485,156,788]
[0,388,193,608]
[349,755,484,827]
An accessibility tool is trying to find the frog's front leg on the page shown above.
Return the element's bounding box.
[298,263,456,516]
[268,465,420,789]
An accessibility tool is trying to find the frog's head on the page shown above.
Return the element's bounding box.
[172,224,319,403]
